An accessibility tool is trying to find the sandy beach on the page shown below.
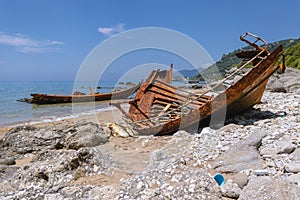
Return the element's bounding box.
[0,106,121,136]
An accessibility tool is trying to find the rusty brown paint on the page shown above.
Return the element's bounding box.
[112,34,285,136]
[22,82,141,104]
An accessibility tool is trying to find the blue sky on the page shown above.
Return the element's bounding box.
[0,0,299,81]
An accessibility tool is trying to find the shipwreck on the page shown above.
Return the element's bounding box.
[18,83,141,104]
[111,32,286,135]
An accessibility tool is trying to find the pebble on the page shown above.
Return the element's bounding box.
[277,141,296,154]
[253,169,269,176]
[220,181,241,198]
[291,148,300,161]
[285,162,300,173]
[230,173,248,189]
[287,173,300,185]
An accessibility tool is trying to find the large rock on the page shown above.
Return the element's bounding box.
[239,176,300,200]
[10,147,117,191]
[147,149,169,170]
[267,68,300,94]
[0,158,15,165]
[267,81,287,93]
[1,126,68,155]
[0,147,118,199]
[200,127,219,146]
[66,122,108,150]
[213,131,265,173]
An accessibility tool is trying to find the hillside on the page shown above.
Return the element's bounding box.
[192,37,300,81]
[285,42,300,69]
[177,68,202,78]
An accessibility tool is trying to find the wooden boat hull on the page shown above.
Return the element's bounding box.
[125,43,284,135]
[21,83,141,104]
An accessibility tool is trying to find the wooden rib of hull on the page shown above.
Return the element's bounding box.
[22,83,141,104]
[129,64,173,122]
[128,45,284,135]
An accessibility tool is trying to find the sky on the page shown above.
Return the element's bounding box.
[0,0,299,81]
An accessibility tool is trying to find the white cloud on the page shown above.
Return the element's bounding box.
[46,40,64,45]
[0,33,38,47]
[0,32,64,53]
[18,47,60,53]
[97,23,125,36]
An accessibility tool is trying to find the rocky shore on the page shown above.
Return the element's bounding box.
[1,69,300,199]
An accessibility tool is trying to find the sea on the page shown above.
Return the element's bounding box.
[0,81,125,127]
[0,80,191,127]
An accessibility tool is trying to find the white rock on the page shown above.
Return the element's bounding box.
[136,181,144,190]
[287,174,300,185]
[188,184,195,193]
[253,169,269,176]
[167,185,174,191]
[285,162,300,173]
[291,148,300,161]
[165,168,172,173]
[277,141,296,154]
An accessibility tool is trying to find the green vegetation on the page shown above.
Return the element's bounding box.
[194,37,300,81]
[285,43,300,69]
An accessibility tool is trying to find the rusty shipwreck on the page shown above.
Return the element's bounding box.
[111,32,286,135]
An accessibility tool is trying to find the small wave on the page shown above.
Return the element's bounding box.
[27,106,117,125]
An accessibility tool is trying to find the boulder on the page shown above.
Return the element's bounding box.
[10,148,117,190]
[66,123,108,150]
[267,81,287,93]
[200,127,219,146]
[1,126,67,155]
[239,176,300,199]
[267,68,300,94]
[213,131,265,173]
[147,149,169,170]
[0,158,15,165]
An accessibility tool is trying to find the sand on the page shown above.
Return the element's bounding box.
[0,107,124,136]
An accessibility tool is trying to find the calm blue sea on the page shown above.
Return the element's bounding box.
[0,81,123,126]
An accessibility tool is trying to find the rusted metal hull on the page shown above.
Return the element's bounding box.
[113,33,285,136]
[21,83,141,104]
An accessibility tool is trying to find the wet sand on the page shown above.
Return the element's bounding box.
[0,107,124,136]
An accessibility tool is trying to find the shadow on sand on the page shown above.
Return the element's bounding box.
[182,107,286,134]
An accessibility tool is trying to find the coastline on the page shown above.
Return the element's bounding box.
[0,106,122,137]
[1,69,300,198]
